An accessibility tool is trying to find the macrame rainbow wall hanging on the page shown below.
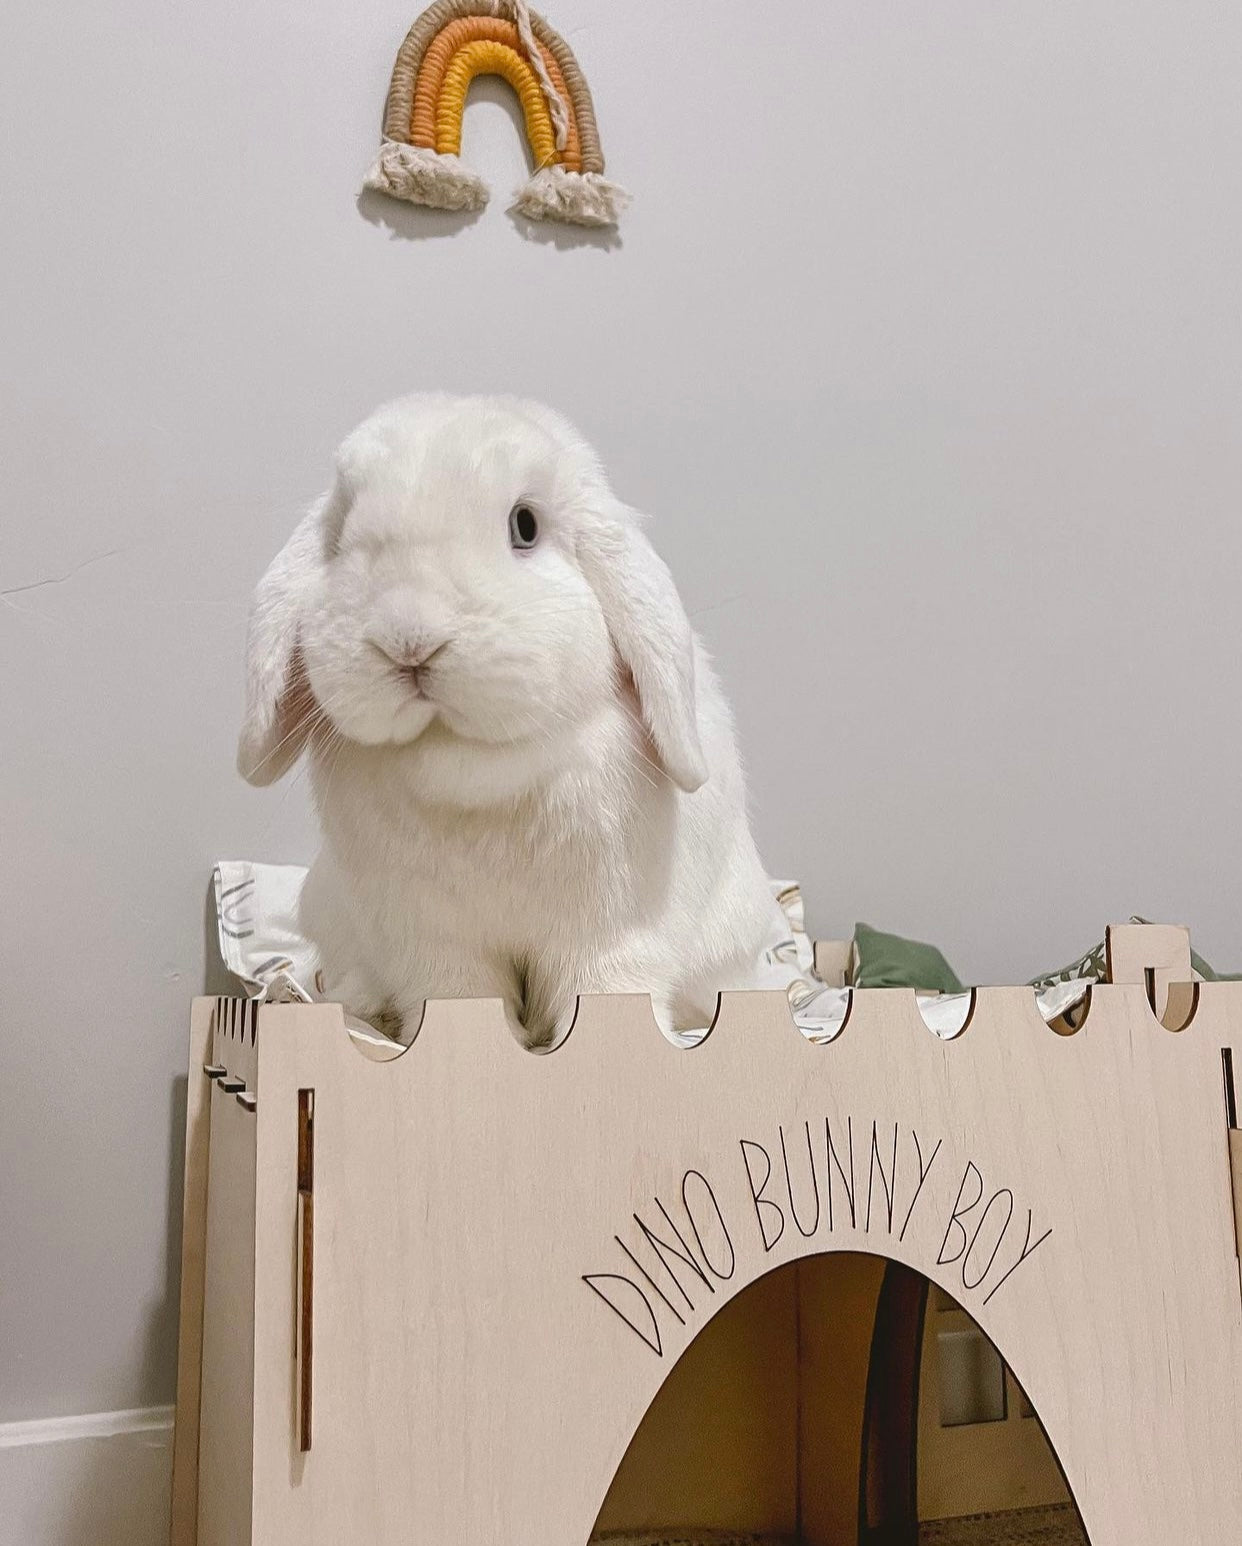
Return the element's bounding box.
[363,0,628,228]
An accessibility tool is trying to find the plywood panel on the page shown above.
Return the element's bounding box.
[195,1026,257,1546]
[168,998,214,1546]
[179,958,1242,1546]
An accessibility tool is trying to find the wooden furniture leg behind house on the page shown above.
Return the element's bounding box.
[859,1261,930,1546]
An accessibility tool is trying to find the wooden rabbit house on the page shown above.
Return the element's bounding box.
[169,923,1242,1546]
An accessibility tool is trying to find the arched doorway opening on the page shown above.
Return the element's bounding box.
[590,1253,1087,1545]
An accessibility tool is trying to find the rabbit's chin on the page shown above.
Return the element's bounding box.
[327,693,438,748]
[315,699,632,811]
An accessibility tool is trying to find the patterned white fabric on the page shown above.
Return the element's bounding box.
[212,863,1088,1039]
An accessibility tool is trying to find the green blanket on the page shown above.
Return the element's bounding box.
[852,919,1238,993]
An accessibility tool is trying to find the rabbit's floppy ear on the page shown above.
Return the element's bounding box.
[237,484,346,786]
[576,506,708,793]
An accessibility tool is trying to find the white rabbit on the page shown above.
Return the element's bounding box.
[238,393,788,1045]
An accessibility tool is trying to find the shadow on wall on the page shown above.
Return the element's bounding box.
[134,882,234,1461]
[141,875,239,1390]
[355,77,622,252]
[356,188,483,242]
[38,1424,172,1546]
[139,1074,189,1410]
[355,187,622,252]
[202,877,232,999]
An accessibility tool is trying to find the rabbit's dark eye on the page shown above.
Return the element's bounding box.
[508,504,539,550]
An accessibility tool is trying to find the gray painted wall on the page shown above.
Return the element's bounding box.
[1,1,1238,1421]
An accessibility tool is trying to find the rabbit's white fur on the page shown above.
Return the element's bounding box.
[239,394,786,1044]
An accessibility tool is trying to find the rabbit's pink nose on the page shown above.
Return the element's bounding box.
[401,638,448,670]
[374,636,449,673]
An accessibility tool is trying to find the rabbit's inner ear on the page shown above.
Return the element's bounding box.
[275,647,317,754]
[238,645,317,786]
[616,664,653,736]
[616,663,667,762]
[577,514,708,794]
[320,475,355,557]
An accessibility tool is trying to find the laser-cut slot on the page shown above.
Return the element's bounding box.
[796,987,852,1045]
[1222,1050,1242,1269]
[1146,969,1199,1031]
[296,1089,315,1452]
[917,989,976,1040]
[1047,985,1092,1037]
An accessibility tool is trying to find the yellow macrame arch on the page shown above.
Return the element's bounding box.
[435,39,557,165]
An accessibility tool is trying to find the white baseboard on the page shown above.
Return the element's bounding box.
[0,1406,173,1546]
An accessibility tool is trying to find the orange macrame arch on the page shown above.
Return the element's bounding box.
[411,17,583,171]
[381,0,605,174]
